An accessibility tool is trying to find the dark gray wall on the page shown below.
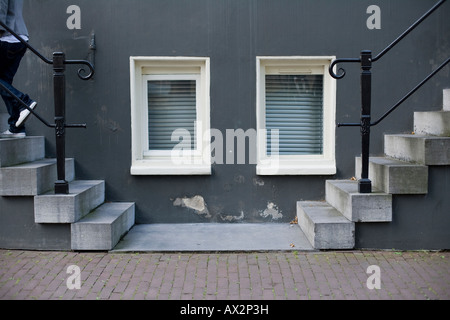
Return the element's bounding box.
[356,166,450,250]
[2,0,448,249]
[0,196,71,250]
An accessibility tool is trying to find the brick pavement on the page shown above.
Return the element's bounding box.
[0,249,449,301]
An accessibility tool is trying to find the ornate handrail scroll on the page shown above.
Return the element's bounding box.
[329,58,361,80]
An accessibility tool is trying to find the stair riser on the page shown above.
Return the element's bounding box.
[313,224,354,250]
[355,157,428,194]
[71,203,135,250]
[384,135,450,165]
[414,112,450,137]
[0,159,75,196]
[325,180,392,222]
[0,137,45,168]
[34,181,105,223]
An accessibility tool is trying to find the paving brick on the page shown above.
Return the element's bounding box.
[1,249,450,300]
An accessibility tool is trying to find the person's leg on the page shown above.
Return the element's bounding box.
[0,40,33,133]
[0,77,33,128]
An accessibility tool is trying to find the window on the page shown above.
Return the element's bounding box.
[256,57,336,175]
[130,57,211,175]
[145,75,198,154]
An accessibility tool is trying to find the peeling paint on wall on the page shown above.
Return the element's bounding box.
[260,202,283,220]
[173,195,211,218]
[220,211,245,222]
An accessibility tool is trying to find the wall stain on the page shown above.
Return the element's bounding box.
[95,105,123,133]
[219,211,245,222]
[253,177,265,186]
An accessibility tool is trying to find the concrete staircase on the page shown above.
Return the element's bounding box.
[0,136,135,251]
[297,88,450,250]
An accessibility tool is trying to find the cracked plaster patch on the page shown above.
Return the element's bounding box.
[260,202,283,220]
[173,195,211,218]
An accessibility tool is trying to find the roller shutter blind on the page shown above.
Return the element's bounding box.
[265,74,324,155]
[147,79,197,151]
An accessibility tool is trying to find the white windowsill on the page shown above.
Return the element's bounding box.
[131,161,211,176]
[256,160,336,176]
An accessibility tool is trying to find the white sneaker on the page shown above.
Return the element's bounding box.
[0,130,26,138]
[15,101,37,128]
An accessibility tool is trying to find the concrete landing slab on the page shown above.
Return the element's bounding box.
[112,223,314,252]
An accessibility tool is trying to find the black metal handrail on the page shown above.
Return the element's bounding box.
[329,0,449,194]
[0,20,95,194]
[371,57,450,127]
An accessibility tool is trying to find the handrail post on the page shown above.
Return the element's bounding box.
[53,52,68,195]
[359,50,372,193]
[330,0,448,194]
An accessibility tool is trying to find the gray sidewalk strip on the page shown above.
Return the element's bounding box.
[0,249,449,300]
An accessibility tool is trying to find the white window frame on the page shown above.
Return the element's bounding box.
[130,57,211,175]
[142,73,201,158]
[256,56,337,175]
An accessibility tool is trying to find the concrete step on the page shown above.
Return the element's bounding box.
[0,158,75,196]
[325,180,392,222]
[444,88,450,111]
[0,136,45,168]
[384,134,450,165]
[34,180,105,223]
[297,201,355,250]
[71,202,135,251]
[414,111,450,137]
[355,157,428,194]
